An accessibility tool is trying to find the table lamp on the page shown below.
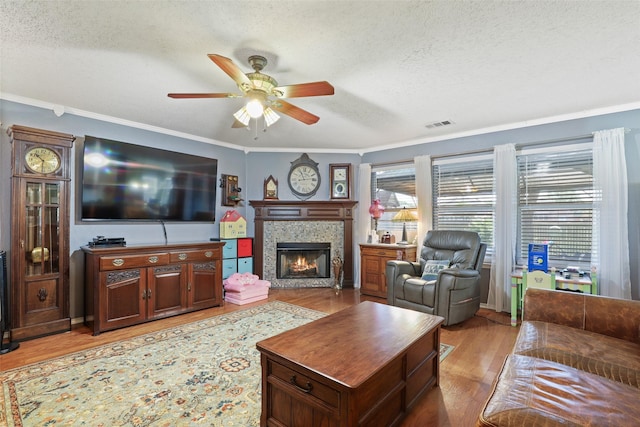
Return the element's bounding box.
[368,199,385,231]
[392,207,417,244]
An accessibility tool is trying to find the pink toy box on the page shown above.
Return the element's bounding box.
[223,272,270,305]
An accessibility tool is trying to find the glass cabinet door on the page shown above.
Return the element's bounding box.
[25,182,60,276]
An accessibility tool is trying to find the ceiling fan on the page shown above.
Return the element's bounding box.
[168,54,334,128]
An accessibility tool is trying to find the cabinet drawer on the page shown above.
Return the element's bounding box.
[268,359,340,409]
[221,239,238,259]
[169,248,220,263]
[237,257,253,274]
[222,259,237,279]
[362,247,402,258]
[100,253,170,271]
[237,238,253,257]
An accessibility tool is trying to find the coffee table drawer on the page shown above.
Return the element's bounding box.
[268,359,341,409]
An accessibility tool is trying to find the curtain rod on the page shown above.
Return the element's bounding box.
[372,131,611,167]
[373,128,633,167]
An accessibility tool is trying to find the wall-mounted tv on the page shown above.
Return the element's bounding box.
[80,136,218,222]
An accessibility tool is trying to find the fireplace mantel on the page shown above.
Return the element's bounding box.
[250,200,358,287]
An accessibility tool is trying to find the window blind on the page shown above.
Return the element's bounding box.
[432,159,494,252]
[371,166,417,235]
[517,149,593,266]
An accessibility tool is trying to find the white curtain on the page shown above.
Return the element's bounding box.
[354,163,372,288]
[414,155,432,261]
[592,128,631,299]
[488,144,517,312]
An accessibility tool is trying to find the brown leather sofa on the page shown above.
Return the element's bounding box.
[478,288,640,426]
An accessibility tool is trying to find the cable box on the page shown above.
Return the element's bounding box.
[88,236,126,247]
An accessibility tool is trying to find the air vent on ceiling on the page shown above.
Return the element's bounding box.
[425,120,454,129]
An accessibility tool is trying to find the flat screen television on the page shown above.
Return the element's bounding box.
[80,136,217,222]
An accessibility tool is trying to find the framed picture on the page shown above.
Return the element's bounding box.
[263,175,278,199]
[329,163,351,199]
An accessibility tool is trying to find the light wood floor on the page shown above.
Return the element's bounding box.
[1,288,519,426]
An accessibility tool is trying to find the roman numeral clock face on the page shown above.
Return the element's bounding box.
[287,154,321,199]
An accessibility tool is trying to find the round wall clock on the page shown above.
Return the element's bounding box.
[25,146,61,174]
[287,153,321,200]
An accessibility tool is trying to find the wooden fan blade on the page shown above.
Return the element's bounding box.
[271,100,320,125]
[208,54,252,89]
[168,93,239,98]
[274,81,334,98]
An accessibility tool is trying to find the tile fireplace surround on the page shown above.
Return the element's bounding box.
[249,200,358,288]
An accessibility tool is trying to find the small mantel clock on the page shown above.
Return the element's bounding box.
[9,125,74,341]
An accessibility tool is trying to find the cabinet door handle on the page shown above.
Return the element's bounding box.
[290,375,313,394]
[188,282,192,292]
[147,289,152,298]
[142,289,147,300]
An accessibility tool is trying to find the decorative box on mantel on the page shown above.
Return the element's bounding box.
[249,200,357,288]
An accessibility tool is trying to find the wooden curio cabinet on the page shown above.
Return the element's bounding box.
[9,125,74,341]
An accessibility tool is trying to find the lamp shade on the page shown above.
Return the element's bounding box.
[392,207,417,222]
[392,207,416,244]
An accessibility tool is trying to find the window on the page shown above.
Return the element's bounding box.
[371,165,417,241]
[517,146,593,267]
[432,156,494,254]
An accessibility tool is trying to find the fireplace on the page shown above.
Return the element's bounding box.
[250,200,357,288]
[276,243,331,279]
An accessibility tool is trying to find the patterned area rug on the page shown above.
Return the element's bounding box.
[1,302,454,426]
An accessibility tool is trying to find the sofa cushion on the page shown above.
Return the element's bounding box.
[514,321,640,388]
[420,259,449,280]
[478,354,640,427]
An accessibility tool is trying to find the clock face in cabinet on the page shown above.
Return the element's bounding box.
[334,168,346,180]
[287,154,321,199]
[25,147,61,174]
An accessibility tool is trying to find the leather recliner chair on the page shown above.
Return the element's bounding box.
[386,230,487,326]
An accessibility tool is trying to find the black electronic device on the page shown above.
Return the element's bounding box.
[80,136,218,222]
[88,236,127,247]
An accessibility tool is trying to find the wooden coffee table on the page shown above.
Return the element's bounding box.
[256,301,444,427]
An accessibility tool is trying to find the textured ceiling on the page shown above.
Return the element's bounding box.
[1,1,639,153]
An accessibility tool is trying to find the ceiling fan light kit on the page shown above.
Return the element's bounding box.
[168,54,334,132]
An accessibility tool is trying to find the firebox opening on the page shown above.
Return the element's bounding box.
[276,242,331,279]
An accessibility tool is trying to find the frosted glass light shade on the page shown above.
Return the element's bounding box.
[246,99,264,118]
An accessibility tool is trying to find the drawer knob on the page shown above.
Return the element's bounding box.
[148,256,159,264]
[290,375,313,394]
[205,251,213,258]
[178,253,188,261]
[112,258,124,267]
